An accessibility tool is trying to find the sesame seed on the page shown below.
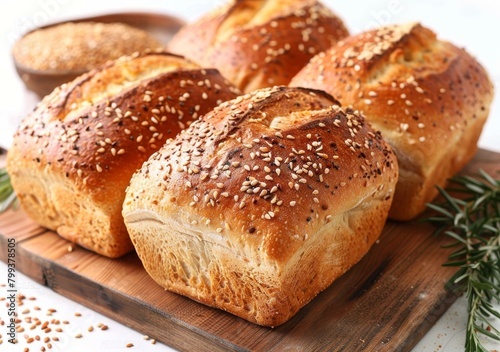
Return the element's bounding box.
[96,164,103,173]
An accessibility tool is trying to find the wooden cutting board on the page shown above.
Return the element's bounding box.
[1,149,499,352]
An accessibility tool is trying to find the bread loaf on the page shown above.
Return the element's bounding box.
[7,52,239,258]
[168,0,349,93]
[122,86,398,326]
[290,23,494,220]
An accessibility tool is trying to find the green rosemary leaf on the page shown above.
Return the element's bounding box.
[443,230,468,244]
[483,223,500,233]
[483,303,500,320]
[442,242,463,250]
[474,324,500,341]
[420,216,453,223]
[426,202,455,218]
[465,183,487,194]
[437,186,465,213]
[479,169,500,187]
[442,260,467,267]
[472,281,495,290]
[454,272,471,284]
[0,166,17,213]
[424,169,500,352]
[473,194,493,210]
[448,248,468,259]
[459,174,485,185]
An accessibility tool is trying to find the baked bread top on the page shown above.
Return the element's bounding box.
[168,0,349,93]
[124,86,398,263]
[7,51,240,257]
[291,23,494,219]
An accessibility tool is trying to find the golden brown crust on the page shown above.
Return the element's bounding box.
[123,86,398,326]
[168,0,349,93]
[290,23,494,220]
[7,51,240,258]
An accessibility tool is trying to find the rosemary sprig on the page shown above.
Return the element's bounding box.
[424,169,500,352]
[0,166,18,213]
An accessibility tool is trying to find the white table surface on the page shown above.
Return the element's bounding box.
[0,1,499,351]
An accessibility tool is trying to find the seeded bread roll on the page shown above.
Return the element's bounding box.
[290,23,494,220]
[7,52,239,258]
[167,0,349,93]
[122,86,398,326]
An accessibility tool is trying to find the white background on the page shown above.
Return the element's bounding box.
[0,0,499,351]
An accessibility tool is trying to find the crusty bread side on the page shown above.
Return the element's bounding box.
[168,0,349,93]
[291,23,494,220]
[7,52,239,258]
[123,86,398,326]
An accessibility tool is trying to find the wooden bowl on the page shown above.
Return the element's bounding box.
[13,12,185,98]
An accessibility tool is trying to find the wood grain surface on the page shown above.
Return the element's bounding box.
[1,149,499,352]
